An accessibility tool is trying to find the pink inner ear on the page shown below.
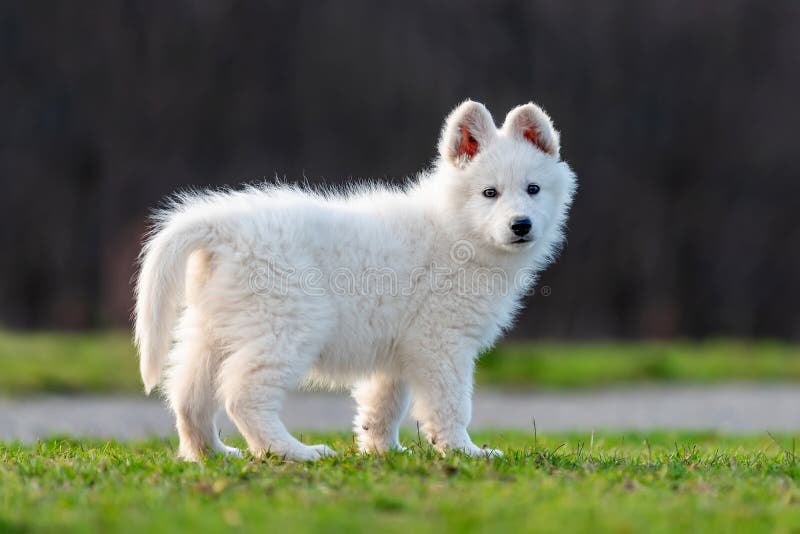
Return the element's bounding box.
[523,127,551,154]
[458,125,479,159]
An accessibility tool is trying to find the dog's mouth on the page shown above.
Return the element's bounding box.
[510,237,533,245]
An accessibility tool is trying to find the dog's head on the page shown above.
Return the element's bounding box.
[435,100,576,259]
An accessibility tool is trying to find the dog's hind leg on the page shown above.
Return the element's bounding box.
[164,312,241,461]
[352,374,411,453]
[218,337,336,461]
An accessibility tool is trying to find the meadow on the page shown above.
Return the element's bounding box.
[2,432,800,533]
[1,330,799,394]
[3,331,800,532]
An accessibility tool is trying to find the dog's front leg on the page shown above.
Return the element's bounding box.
[352,374,411,453]
[409,348,502,458]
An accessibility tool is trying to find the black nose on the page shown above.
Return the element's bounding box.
[511,217,532,237]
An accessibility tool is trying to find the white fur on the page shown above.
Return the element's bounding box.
[134,100,576,461]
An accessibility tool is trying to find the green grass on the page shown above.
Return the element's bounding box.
[479,340,800,389]
[1,331,800,395]
[2,432,800,532]
[0,331,141,394]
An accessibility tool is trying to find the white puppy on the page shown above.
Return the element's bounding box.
[134,100,576,461]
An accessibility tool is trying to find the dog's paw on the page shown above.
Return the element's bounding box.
[476,447,504,458]
[177,449,205,463]
[358,442,410,455]
[309,444,337,458]
[287,444,337,462]
[382,443,412,455]
[215,445,244,458]
[457,443,504,458]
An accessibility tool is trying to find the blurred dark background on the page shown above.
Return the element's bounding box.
[1,1,798,339]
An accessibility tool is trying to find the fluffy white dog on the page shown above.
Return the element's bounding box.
[134,100,576,461]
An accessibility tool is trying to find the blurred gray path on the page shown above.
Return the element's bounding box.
[1,385,799,442]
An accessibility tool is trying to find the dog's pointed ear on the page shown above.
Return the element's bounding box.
[438,100,496,169]
[502,103,560,157]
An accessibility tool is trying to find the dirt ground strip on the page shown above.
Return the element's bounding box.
[2,385,799,442]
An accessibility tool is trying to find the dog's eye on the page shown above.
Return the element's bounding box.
[482,188,498,198]
[527,184,541,195]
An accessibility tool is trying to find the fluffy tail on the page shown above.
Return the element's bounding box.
[134,211,214,394]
